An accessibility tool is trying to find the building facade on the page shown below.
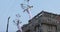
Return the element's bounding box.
[22,11,60,32]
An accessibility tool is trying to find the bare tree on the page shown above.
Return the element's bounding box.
[13,14,22,32]
[20,0,33,19]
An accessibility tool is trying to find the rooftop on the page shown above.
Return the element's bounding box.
[29,11,60,21]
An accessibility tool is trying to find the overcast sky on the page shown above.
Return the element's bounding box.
[0,0,60,32]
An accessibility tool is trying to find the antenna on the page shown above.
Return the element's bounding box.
[20,0,33,19]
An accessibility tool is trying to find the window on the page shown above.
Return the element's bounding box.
[41,23,57,32]
[47,25,53,32]
[25,30,30,32]
[47,25,56,32]
[34,24,40,32]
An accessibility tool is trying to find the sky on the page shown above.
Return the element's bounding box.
[0,0,60,32]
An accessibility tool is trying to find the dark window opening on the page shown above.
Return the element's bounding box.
[25,30,30,32]
[34,24,40,32]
